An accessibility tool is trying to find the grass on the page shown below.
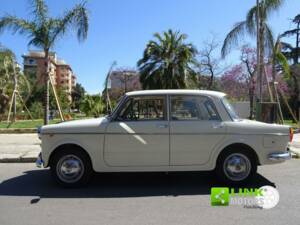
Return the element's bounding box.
[0,119,61,129]
[283,120,299,128]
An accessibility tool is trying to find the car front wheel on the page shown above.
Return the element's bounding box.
[50,148,93,187]
[216,149,257,184]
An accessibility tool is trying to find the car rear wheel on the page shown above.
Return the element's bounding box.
[50,148,93,187]
[216,149,257,184]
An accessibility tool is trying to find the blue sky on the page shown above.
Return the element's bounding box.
[1,0,299,94]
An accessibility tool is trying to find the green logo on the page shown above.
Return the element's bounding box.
[211,187,229,206]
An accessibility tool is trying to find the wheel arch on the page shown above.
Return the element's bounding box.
[48,143,94,171]
[215,143,260,168]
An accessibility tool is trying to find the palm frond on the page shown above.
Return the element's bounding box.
[293,14,300,23]
[0,44,15,60]
[246,6,257,35]
[280,41,293,51]
[281,29,299,37]
[264,0,285,18]
[264,0,284,11]
[264,23,274,56]
[27,36,45,49]
[30,0,48,23]
[0,15,36,35]
[221,21,247,58]
[50,1,88,45]
[276,51,290,79]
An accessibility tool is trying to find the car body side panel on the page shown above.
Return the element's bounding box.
[42,132,289,172]
[41,134,106,171]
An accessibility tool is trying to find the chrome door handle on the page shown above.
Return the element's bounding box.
[156,124,168,128]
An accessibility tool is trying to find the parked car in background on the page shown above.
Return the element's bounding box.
[36,90,292,187]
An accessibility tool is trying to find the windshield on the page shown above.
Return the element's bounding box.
[221,97,240,120]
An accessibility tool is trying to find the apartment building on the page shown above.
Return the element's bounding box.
[22,51,76,100]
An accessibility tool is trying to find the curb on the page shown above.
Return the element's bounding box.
[0,157,37,163]
[0,128,37,134]
[0,151,39,163]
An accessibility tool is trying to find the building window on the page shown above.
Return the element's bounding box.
[28,59,35,64]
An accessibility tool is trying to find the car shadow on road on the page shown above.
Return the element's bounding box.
[0,169,276,200]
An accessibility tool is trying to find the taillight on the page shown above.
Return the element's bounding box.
[290,128,294,142]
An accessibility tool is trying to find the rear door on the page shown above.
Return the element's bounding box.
[104,95,169,167]
[170,95,226,165]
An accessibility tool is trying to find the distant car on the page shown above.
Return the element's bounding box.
[36,90,292,187]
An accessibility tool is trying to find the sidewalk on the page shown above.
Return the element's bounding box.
[0,133,299,163]
[0,134,40,162]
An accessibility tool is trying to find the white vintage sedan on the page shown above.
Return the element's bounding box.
[36,90,292,187]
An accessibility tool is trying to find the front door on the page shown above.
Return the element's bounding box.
[170,95,226,165]
[104,95,169,167]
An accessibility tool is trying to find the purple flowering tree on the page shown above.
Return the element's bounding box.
[221,46,257,118]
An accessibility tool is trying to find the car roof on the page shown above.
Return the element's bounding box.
[126,89,226,98]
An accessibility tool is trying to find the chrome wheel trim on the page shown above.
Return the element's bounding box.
[223,153,251,181]
[56,154,84,183]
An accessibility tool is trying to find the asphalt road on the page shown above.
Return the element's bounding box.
[0,160,300,225]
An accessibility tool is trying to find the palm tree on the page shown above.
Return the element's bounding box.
[0,44,31,121]
[280,14,300,120]
[0,0,88,125]
[281,14,300,64]
[221,0,284,102]
[0,44,15,88]
[137,29,197,89]
[0,45,15,120]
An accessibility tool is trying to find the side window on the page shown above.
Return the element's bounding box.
[170,96,220,121]
[171,96,200,120]
[117,96,165,121]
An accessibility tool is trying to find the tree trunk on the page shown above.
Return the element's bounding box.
[12,64,17,122]
[295,22,299,64]
[43,50,50,125]
[208,73,214,90]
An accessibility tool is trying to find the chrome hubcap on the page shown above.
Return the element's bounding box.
[223,153,251,181]
[56,154,84,183]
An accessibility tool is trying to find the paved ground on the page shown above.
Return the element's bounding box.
[0,160,300,225]
[0,134,40,162]
[0,133,300,162]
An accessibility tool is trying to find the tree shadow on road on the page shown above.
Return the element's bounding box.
[0,169,275,200]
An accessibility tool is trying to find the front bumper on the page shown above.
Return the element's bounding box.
[268,151,291,161]
[36,152,43,168]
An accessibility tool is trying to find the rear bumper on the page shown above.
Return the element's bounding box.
[36,152,43,168]
[268,151,291,161]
